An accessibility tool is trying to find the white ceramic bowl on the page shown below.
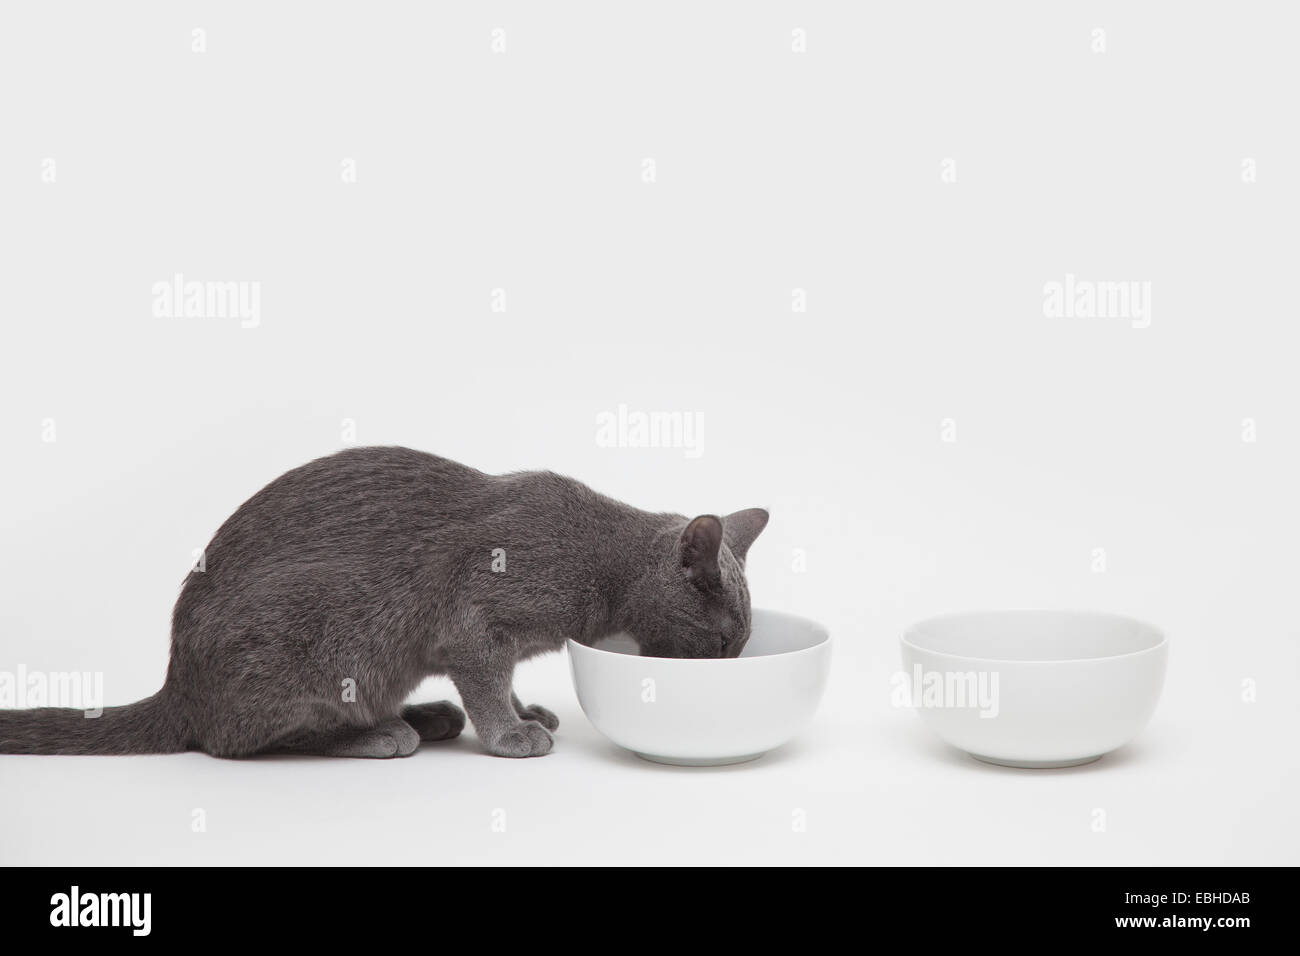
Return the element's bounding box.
[568,608,831,766]
[901,610,1167,768]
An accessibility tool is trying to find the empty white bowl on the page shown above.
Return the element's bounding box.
[568,608,831,766]
[900,610,1167,768]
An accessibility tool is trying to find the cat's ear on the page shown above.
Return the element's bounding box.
[723,508,769,563]
[680,515,723,589]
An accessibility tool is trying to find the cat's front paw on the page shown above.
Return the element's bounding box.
[514,702,559,731]
[485,721,554,758]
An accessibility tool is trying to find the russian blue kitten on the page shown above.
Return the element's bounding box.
[0,447,768,759]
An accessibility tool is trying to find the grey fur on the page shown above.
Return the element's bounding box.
[0,447,767,759]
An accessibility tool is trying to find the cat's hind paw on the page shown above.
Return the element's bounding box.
[401,701,467,741]
[325,719,421,758]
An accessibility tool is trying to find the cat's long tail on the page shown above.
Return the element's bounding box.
[0,689,188,755]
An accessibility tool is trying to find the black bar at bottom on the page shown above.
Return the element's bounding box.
[1,866,1277,941]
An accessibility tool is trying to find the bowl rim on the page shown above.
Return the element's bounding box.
[900,608,1168,665]
[567,607,831,663]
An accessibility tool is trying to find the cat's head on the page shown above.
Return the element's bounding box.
[623,508,769,659]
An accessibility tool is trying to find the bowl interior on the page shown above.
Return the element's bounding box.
[904,610,1163,662]
[587,608,828,659]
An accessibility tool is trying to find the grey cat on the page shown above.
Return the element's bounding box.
[0,447,768,759]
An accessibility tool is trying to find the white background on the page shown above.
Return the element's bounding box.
[1,2,1296,865]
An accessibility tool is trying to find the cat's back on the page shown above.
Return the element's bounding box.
[196,447,485,562]
[195,447,654,574]
[247,445,482,512]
